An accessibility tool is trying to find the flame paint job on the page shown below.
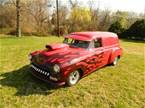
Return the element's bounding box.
[30,32,123,84]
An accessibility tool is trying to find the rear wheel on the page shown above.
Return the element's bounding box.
[112,57,119,66]
[66,70,80,86]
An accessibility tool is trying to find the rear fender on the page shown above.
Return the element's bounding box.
[109,48,122,64]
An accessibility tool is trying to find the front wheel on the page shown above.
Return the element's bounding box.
[66,70,80,86]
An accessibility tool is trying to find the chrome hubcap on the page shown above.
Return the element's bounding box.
[69,71,80,85]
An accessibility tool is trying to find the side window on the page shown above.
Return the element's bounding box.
[94,38,102,48]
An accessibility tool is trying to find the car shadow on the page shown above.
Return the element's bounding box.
[0,65,65,96]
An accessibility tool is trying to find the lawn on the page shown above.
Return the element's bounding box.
[0,36,145,108]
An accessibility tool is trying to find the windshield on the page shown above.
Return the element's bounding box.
[63,38,90,48]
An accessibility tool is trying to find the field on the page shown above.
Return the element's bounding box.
[0,36,145,108]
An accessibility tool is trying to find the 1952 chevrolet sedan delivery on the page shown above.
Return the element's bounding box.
[29,32,123,86]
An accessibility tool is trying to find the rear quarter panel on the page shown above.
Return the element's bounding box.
[108,46,123,64]
[102,36,123,64]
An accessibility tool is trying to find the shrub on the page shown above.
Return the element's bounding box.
[123,19,145,40]
[108,21,125,38]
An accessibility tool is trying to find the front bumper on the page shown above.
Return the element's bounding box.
[30,64,65,86]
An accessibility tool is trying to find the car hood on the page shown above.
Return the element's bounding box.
[32,43,92,65]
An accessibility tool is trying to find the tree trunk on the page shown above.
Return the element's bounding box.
[16,0,21,37]
[56,0,60,37]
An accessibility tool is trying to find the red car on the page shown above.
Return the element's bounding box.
[29,32,123,86]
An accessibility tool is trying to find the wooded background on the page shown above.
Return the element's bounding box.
[0,0,145,40]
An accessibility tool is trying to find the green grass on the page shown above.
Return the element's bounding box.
[0,35,145,108]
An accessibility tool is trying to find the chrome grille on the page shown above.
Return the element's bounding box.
[30,64,50,76]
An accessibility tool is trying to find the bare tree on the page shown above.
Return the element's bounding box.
[88,0,100,30]
[98,9,111,31]
[144,6,145,17]
[69,0,78,8]
[0,0,17,34]
[5,0,21,37]
[26,0,50,35]
[8,0,21,37]
[56,0,59,37]
[16,0,21,37]
[0,0,5,5]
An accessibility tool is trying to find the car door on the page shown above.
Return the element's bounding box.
[94,38,112,67]
[85,38,105,73]
[93,38,105,68]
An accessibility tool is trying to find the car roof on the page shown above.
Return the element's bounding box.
[65,31,118,41]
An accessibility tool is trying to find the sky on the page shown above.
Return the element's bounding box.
[64,0,145,14]
[2,0,145,14]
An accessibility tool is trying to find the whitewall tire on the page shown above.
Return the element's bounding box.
[112,57,119,66]
[66,70,80,86]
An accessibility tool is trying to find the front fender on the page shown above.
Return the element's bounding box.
[61,62,86,80]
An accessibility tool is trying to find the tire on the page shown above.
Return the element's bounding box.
[112,57,119,66]
[66,70,80,86]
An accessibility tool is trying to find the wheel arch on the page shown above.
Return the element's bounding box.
[108,49,122,64]
[77,68,84,78]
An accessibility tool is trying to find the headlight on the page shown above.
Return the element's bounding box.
[28,54,32,60]
[53,64,60,73]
